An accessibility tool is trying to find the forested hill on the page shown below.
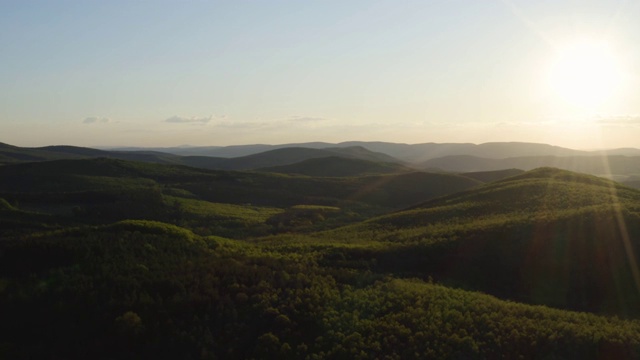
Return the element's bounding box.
[324,168,640,316]
[0,158,480,236]
[3,161,640,359]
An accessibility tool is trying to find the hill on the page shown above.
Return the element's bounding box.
[323,168,640,316]
[0,142,89,163]
[257,156,414,177]
[201,146,403,170]
[0,142,186,166]
[0,158,481,237]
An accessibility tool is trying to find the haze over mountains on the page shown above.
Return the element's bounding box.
[2,141,640,187]
[108,141,640,162]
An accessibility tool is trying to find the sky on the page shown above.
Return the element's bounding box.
[1,0,640,149]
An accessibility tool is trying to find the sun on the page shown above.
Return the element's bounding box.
[546,39,624,110]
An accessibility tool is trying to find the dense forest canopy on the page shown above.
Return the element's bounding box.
[2,157,640,359]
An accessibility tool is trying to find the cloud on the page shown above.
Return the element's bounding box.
[214,121,269,129]
[288,116,326,123]
[595,115,640,124]
[83,116,111,124]
[165,115,213,124]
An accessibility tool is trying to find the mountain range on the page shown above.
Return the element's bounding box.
[3,141,640,188]
[106,141,640,162]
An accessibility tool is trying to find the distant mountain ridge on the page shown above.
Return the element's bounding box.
[419,154,640,175]
[0,142,404,171]
[106,141,640,162]
[3,141,640,186]
[257,156,415,177]
[214,146,402,170]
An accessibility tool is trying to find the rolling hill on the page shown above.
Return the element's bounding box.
[0,142,185,165]
[188,146,404,170]
[0,142,405,171]
[0,158,481,233]
[323,167,640,316]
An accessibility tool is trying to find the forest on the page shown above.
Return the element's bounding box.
[2,157,640,359]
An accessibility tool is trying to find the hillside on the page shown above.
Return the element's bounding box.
[0,158,481,237]
[322,168,640,316]
[257,156,414,177]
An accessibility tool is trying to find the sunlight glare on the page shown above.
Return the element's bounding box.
[547,39,624,110]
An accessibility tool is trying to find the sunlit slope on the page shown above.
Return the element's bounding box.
[324,168,640,316]
[335,167,639,240]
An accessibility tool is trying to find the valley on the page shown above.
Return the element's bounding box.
[2,142,640,359]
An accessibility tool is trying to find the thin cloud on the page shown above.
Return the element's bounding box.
[165,115,213,124]
[214,121,269,129]
[83,116,111,124]
[288,116,326,123]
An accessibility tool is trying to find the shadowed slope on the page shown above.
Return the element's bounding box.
[257,156,414,177]
[199,146,404,170]
[0,158,481,221]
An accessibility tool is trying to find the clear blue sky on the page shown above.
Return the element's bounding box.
[2,0,639,148]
